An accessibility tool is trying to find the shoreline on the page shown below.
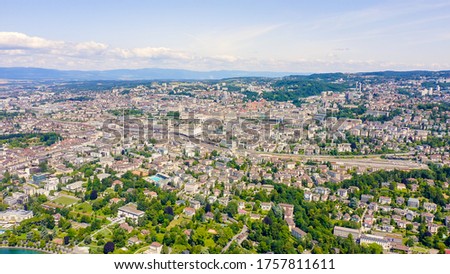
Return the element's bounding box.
[0,246,53,254]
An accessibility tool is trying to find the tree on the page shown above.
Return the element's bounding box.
[224,201,238,217]
[39,160,49,172]
[63,236,70,245]
[263,216,273,225]
[164,206,174,216]
[90,190,98,200]
[405,238,414,247]
[241,239,251,250]
[104,242,115,254]
[349,197,359,209]
[366,243,383,254]
[2,171,11,184]
[271,205,283,219]
[205,203,212,213]
[0,203,8,211]
[112,228,127,247]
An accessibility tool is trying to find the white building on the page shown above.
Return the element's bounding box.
[146,242,163,254]
[45,180,59,191]
[64,181,84,192]
[118,203,145,221]
[360,234,390,250]
[0,210,33,223]
[333,226,360,240]
[260,202,272,211]
[184,182,199,194]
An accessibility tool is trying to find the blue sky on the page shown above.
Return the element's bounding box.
[1,0,450,72]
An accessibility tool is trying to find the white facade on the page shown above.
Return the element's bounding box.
[0,210,33,223]
[118,203,145,221]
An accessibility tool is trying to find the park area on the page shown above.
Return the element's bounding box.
[53,195,79,206]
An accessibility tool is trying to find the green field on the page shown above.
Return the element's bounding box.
[75,202,93,213]
[410,246,430,254]
[167,216,188,230]
[53,196,79,206]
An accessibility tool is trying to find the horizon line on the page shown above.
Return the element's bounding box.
[1,66,450,75]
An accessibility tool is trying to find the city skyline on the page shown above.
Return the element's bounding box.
[1,0,450,72]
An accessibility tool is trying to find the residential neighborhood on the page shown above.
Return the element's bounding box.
[1,72,450,254]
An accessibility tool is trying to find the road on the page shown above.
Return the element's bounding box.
[77,217,124,247]
[221,225,248,253]
[360,207,368,232]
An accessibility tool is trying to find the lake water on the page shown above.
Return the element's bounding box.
[0,248,44,254]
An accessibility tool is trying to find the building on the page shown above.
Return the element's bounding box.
[445,216,450,229]
[291,227,307,240]
[407,198,420,208]
[184,207,196,217]
[45,180,59,192]
[64,181,84,192]
[0,210,33,223]
[144,190,158,199]
[190,200,201,209]
[361,194,373,203]
[32,173,48,185]
[359,234,390,250]
[423,202,437,212]
[286,218,296,231]
[184,183,199,194]
[421,212,434,223]
[118,203,145,221]
[128,236,141,246]
[119,222,134,233]
[147,242,163,254]
[3,196,17,206]
[378,196,391,205]
[337,189,348,198]
[260,202,272,211]
[279,203,294,219]
[333,226,360,240]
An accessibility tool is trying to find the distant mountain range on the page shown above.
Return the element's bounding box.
[1,67,449,81]
[0,67,294,81]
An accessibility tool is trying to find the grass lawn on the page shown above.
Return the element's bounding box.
[76,202,93,213]
[134,245,151,254]
[167,216,188,230]
[411,246,430,254]
[59,190,75,196]
[104,189,115,195]
[53,196,79,206]
[87,244,101,254]
[98,228,112,238]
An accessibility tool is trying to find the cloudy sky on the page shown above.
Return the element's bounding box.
[1,0,450,72]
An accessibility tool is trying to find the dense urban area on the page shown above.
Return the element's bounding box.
[2,71,450,254]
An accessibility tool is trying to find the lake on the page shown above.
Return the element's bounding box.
[0,248,45,254]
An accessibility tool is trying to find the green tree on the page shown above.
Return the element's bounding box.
[104,242,115,254]
[225,201,238,217]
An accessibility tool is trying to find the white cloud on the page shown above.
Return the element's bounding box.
[0,32,64,50]
[75,41,108,51]
[131,47,191,60]
[210,55,239,62]
[0,32,194,66]
[0,31,448,72]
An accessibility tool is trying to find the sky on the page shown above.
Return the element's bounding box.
[0,0,450,72]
